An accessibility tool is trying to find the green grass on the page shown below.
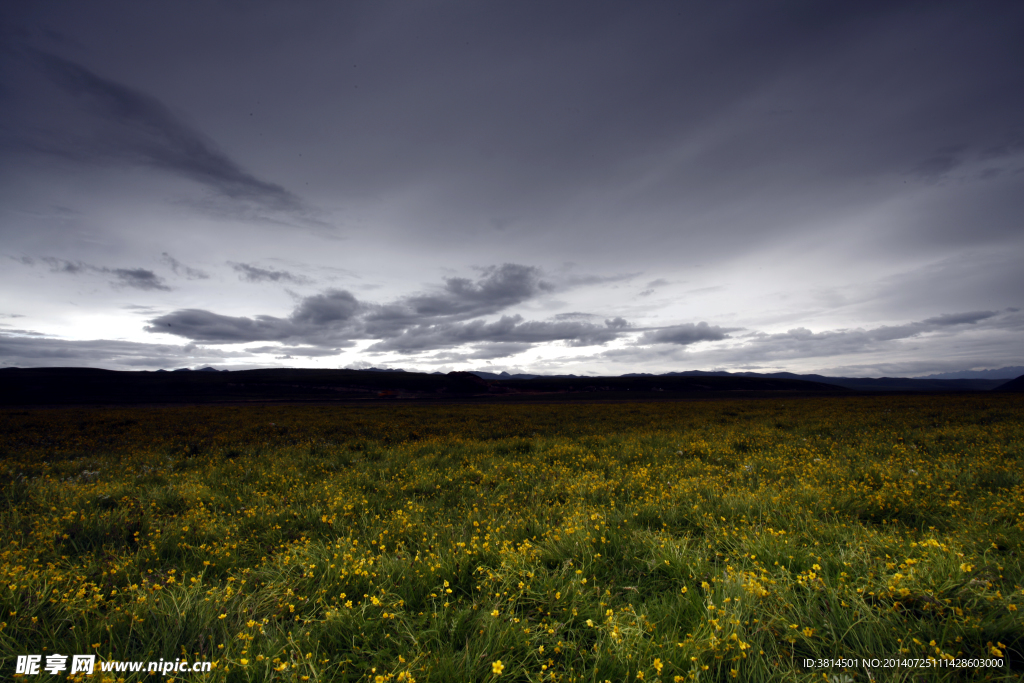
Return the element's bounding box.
[0,394,1022,681]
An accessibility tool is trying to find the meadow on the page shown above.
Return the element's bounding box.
[0,394,1022,682]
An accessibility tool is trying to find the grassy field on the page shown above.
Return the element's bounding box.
[1,395,1022,682]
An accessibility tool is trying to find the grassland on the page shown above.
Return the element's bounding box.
[1,394,1022,682]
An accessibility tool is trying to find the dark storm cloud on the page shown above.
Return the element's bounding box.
[15,50,301,211]
[362,264,553,335]
[230,262,311,285]
[161,253,208,280]
[291,290,361,325]
[147,309,300,344]
[365,315,625,353]
[147,265,632,353]
[146,288,362,344]
[26,256,172,291]
[409,264,550,317]
[636,322,731,346]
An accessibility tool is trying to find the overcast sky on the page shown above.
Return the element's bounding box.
[2,1,1022,377]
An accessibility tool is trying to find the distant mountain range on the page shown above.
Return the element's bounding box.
[912,367,1024,380]
[337,366,1024,393]
[2,365,1021,405]
[347,365,1023,392]
[165,365,1024,387]
[464,368,1023,392]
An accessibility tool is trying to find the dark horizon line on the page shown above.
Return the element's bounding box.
[3,364,1023,382]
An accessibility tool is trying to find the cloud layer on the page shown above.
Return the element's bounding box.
[144,264,640,354]
[1,2,1021,375]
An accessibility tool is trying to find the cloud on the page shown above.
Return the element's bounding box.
[365,314,625,353]
[161,253,209,279]
[146,288,362,344]
[291,289,360,325]
[424,342,535,362]
[922,311,997,326]
[736,312,1024,373]
[39,256,88,274]
[636,322,731,346]
[145,267,1014,368]
[905,139,1024,186]
[109,268,171,291]
[907,147,965,184]
[25,50,301,211]
[362,263,554,335]
[743,311,1024,358]
[0,331,247,369]
[31,256,172,291]
[146,264,634,353]
[411,263,551,317]
[146,309,299,343]
[230,262,312,284]
[640,278,670,295]
[245,344,350,357]
[980,136,1024,160]
[553,312,599,321]
[584,307,1024,377]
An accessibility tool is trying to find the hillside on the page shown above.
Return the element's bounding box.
[994,374,1024,392]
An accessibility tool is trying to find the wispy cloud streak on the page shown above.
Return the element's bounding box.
[230,262,312,285]
[19,256,172,291]
[25,50,302,211]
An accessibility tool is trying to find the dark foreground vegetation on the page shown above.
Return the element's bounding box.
[1,394,1022,681]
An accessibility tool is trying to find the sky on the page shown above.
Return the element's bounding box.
[1,1,1022,377]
